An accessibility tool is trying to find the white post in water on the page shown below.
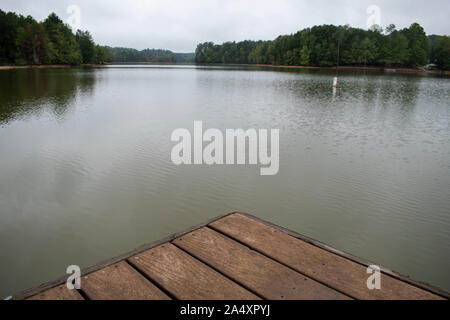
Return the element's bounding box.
[333,77,338,88]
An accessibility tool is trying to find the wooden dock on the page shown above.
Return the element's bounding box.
[14,212,449,300]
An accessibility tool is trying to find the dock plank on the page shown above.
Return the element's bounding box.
[80,261,170,300]
[210,213,444,300]
[17,212,448,300]
[173,227,351,300]
[27,284,83,300]
[128,243,259,300]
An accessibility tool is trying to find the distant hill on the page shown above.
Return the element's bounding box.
[106,47,195,63]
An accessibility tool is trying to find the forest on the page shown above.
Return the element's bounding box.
[0,10,110,65]
[105,47,194,63]
[195,24,450,70]
[0,10,194,66]
[1,9,448,70]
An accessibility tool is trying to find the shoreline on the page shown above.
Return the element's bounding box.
[0,64,105,70]
[199,63,450,76]
[1,62,449,76]
[0,62,189,70]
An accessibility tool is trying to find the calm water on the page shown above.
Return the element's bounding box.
[0,65,449,297]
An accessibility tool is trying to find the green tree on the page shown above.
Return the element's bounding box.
[43,13,82,65]
[93,45,111,64]
[299,45,311,65]
[379,31,409,65]
[385,24,396,35]
[431,36,450,70]
[15,18,47,64]
[369,24,383,34]
[0,10,118,66]
[402,23,429,67]
[0,10,21,63]
[361,37,377,66]
[194,22,442,69]
[76,30,95,63]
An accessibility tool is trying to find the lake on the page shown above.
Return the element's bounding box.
[0,65,449,297]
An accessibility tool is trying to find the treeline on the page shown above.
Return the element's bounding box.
[0,10,111,65]
[0,10,195,66]
[195,24,450,70]
[106,47,195,63]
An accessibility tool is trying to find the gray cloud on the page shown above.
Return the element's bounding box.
[2,0,448,52]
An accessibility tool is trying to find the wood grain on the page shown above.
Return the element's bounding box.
[173,227,350,300]
[210,214,444,300]
[20,213,448,300]
[80,261,170,300]
[27,284,83,300]
[128,243,259,300]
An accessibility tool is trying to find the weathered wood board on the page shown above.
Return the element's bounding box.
[18,212,448,300]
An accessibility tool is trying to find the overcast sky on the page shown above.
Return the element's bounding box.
[2,0,449,52]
